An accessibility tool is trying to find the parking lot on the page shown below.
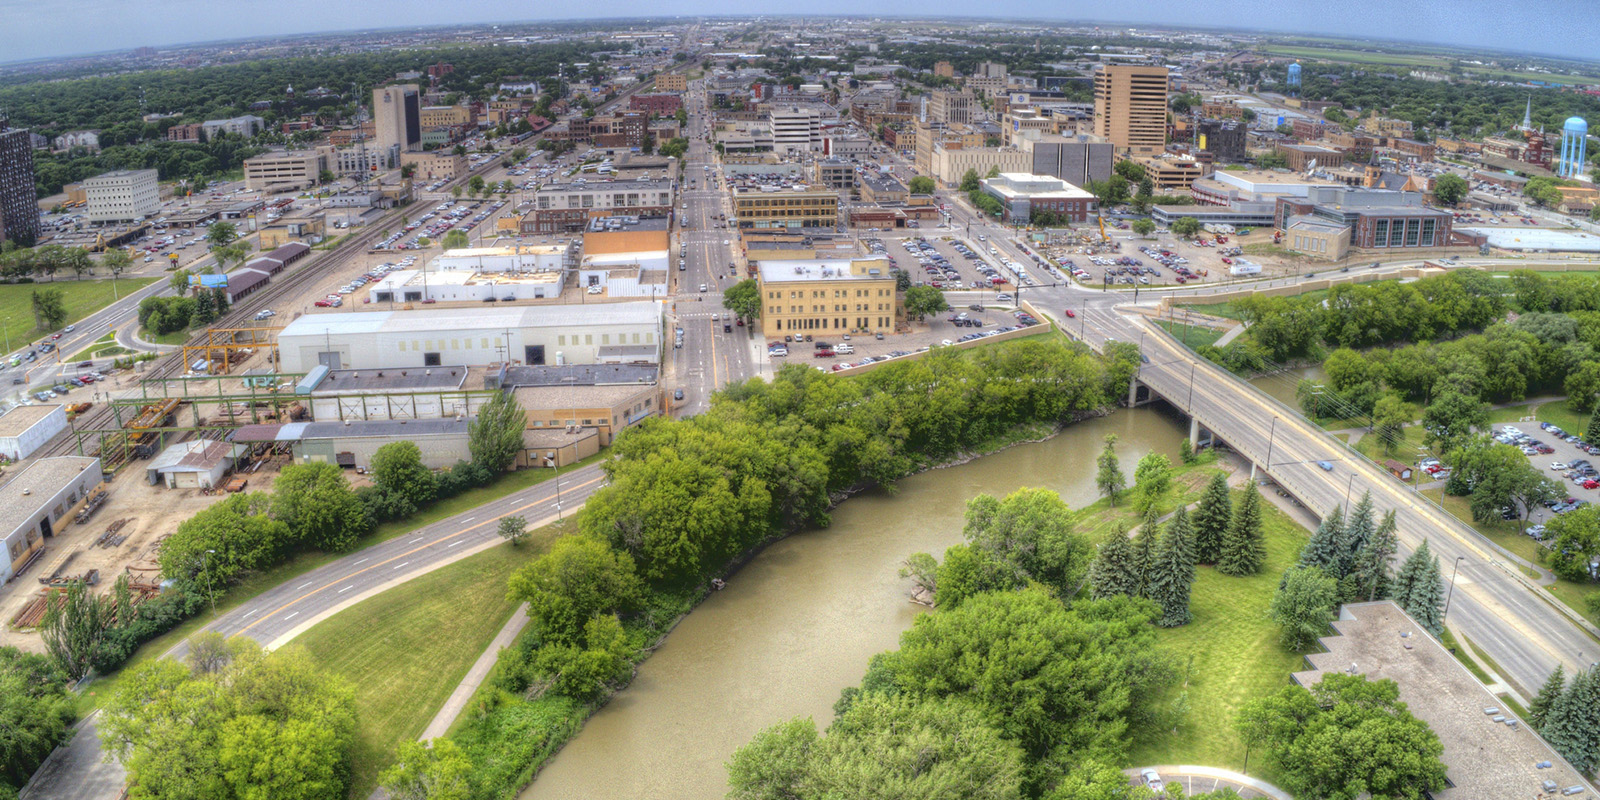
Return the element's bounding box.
[1494,423,1600,541]
[871,234,1063,295]
[763,303,1044,372]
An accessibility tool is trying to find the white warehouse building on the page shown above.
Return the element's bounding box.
[276,302,663,372]
[435,245,568,273]
[0,404,69,460]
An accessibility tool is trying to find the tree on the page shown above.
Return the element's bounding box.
[902,285,949,321]
[30,289,67,331]
[212,241,251,273]
[907,175,935,195]
[506,535,641,645]
[1422,390,1488,456]
[1298,505,1345,575]
[1218,484,1266,576]
[1370,394,1414,455]
[441,229,470,251]
[961,488,1093,597]
[371,441,437,511]
[1393,540,1444,636]
[1148,506,1196,627]
[1541,668,1600,775]
[1089,527,1142,599]
[1191,474,1232,564]
[1270,566,1338,649]
[1096,434,1125,506]
[401,163,418,179]
[1132,506,1160,596]
[1114,160,1146,184]
[722,278,761,322]
[959,168,981,193]
[380,739,471,800]
[1544,505,1600,583]
[40,580,109,680]
[451,185,462,200]
[1256,151,1289,170]
[100,641,357,800]
[1338,491,1376,579]
[205,221,238,249]
[101,247,132,278]
[728,693,1024,800]
[1352,510,1399,602]
[1132,452,1173,512]
[468,175,486,195]
[270,461,369,552]
[1131,218,1155,236]
[1432,173,1468,206]
[184,631,248,676]
[535,613,633,700]
[1170,216,1202,237]
[1586,406,1600,446]
[0,647,75,792]
[497,515,528,546]
[1237,673,1446,800]
[468,390,525,473]
[1529,665,1566,731]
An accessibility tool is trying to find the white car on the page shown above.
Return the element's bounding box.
[586,286,603,295]
[1552,462,1569,471]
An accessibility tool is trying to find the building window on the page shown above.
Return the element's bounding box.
[1421,219,1436,247]
[1404,219,1420,247]
[558,335,566,346]
[1372,220,1388,247]
[424,352,442,366]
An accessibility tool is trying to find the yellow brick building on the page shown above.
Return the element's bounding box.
[733,187,839,229]
[758,257,897,338]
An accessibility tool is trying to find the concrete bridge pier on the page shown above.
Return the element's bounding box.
[1189,416,1199,449]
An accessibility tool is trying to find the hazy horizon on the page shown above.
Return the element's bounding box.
[2,1,1597,66]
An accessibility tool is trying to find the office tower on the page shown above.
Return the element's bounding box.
[0,120,40,246]
[1093,65,1169,155]
[373,84,422,155]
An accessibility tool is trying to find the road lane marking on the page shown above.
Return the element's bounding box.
[448,540,464,547]
[284,612,298,620]
[297,582,312,590]
[234,465,608,638]
[338,585,353,593]
[410,537,423,543]
[244,609,258,618]
[354,558,368,564]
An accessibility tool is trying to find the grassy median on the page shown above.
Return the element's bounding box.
[298,522,572,798]
[0,278,157,350]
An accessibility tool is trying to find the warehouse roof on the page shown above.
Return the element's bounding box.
[299,419,470,438]
[0,458,99,532]
[1295,601,1596,799]
[316,366,468,393]
[0,405,63,438]
[501,364,658,387]
[279,302,662,338]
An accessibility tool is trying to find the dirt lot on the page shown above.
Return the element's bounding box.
[0,468,277,652]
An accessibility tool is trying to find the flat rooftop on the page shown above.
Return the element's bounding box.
[438,245,566,259]
[281,301,662,337]
[1295,601,1595,799]
[514,382,655,411]
[1,457,99,532]
[316,366,468,393]
[757,257,893,284]
[1460,227,1600,253]
[300,419,470,439]
[501,363,659,388]
[0,404,62,438]
[586,216,670,233]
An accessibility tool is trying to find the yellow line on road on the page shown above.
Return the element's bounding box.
[236,473,607,635]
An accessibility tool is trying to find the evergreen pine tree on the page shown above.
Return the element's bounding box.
[1131,505,1161,597]
[1587,407,1600,446]
[1395,540,1445,636]
[1090,525,1143,599]
[1529,665,1567,731]
[1149,506,1197,627]
[1352,509,1399,601]
[1192,473,1232,565]
[1218,483,1266,576]
[1542,669,1600,776]
[1338,491,1376,577]
[1299,505,1346,575]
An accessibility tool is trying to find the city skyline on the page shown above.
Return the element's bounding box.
[1,1,1597,65]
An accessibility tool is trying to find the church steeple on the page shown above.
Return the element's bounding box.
[1522,96,1533,131]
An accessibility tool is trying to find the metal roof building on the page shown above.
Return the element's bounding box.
[275,302,663,373]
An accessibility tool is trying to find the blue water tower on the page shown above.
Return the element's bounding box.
[1559,116,1588,178]
[1287,62,1302,88]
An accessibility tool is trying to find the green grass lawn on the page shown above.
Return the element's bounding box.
[77,456,603,716]
[1352,425,1432,466]
[1174,301,1245,322]
[68,332,130,361]
[298,521,573,798]
[1261,45,1449,68]
[1067,459,1228,545]
[1155,320,1225,350]
[1127,489,1311,774]
[0,278,157,352]
[139,327,194,346]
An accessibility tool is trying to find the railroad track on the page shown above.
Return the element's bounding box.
[37,67,679,462]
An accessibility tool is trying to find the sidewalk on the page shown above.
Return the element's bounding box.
[1125,765,1290,800]
[418,604,530,741]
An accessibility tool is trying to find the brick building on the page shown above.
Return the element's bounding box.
[628,94,683,116]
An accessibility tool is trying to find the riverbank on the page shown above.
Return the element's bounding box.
[445,403,1175,800]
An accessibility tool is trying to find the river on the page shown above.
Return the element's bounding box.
[522,408,1189,800]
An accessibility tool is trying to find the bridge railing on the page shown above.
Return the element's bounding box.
[1136,314,1600,641]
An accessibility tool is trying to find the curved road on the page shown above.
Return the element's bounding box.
[24,462,607,800]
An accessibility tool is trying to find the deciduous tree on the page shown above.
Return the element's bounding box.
[497,515,528,546]
[380,739,471,800]
[1132,452,1173,512]
[506,535,641,645]
[1270,566,1337,650]
[1096,434,1125,506]
[270,461,370,553]
[468,391,526,474]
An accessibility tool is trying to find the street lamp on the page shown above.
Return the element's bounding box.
[1265,416,1279,470]
[1442,555,1466,625]
[203,548,217,615]
[1345,472,1357,510]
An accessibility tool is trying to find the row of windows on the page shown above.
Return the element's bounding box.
[738,198,836,208]
[1292,233,1330,253]
[767,288,891,300]
[394,331,654,352]
[770,304,891,314]
[1371,218,1437,248]
[772,316,892,330]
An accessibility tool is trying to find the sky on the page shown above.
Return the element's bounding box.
[1,0,1597,65]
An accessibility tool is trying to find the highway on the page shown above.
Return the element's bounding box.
[933,193,1600,701]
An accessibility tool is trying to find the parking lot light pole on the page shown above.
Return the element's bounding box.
[1442,555,1466,624]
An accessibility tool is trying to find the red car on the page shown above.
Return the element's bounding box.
[1063,309,1076,318]
[1584,480,1599,490]
[813,349,835,358]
